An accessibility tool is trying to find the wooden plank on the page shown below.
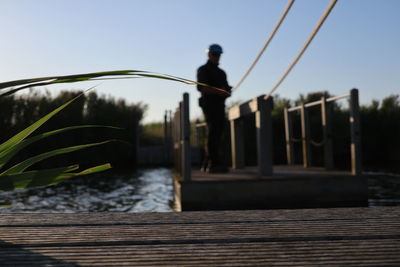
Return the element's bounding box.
[256,97,273,176]
[230,118,245,169]
[1,241,400,266]
[228,95,265,120]
[0,207,399,266]
[2,215,399,244]
[1,207,399,226]
[2,211,398,242]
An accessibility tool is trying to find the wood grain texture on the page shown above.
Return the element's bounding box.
[1,207,399,266]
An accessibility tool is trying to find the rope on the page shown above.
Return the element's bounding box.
[232,0,296,92]
[290,137,302,143]
[290,137,326,146]
[265,0,338,100]
[310,139,326,147]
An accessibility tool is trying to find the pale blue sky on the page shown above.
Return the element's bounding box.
[1,0,399,123]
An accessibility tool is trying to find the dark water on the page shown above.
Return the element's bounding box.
[0,169,399,212]
[0,168,174,213]
[367,171,400,207]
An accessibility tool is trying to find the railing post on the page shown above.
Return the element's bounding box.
[349,88,362,176]
[164,111,169,163]
[134,119,140,168]
[284,108,294,165]
[181,93,191,181]
[194,122,200,147]
[256,97,273,176]
[321,97,334,170]
[175,104,182,174]
[300,104,311,168]
[230,118,244,169]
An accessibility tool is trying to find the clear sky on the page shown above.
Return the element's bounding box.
[1,0,399,123]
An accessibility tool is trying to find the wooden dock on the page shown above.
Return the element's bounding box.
[1,207,400,266]
[170,90,367,211]
[177,165,368,211]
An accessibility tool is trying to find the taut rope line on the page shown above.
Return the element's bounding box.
[232,0,296,92]
[265,0,338,100]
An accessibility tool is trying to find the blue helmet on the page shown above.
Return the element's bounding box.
[206,44,223,54]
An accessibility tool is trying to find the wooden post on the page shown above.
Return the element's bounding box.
[181,93,191,181]
[178,102,182,142]
[175,104,182,174]
[164,111,169,163]
[349,89,362,176]
[168,110,173,164]
[256,97,273,176]
[194,122,199,147]
[134,119,140,168]
[300,104,311,168]
[230,118,244,169]
[321,97,334,170]
[284,108,294,165]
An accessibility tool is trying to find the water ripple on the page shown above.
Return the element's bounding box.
[0,168,174,213]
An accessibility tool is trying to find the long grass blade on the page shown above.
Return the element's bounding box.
[0,165,79,191]
[0,70,228,97]
[27,163,112,188]
[1,140,112,175]
[55,163,112,179]
[74,163,112,175]
[0,70,142,90]
[0,125,120,169]
[27,164,112,188]
[0,162,112,191]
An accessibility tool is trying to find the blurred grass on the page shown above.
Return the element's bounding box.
[140,122,164,146]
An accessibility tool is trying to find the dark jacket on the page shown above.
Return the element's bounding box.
[197,60,231,107]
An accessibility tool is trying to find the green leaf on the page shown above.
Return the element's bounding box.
[0,125,120,170]
[56,163,112,178]
[1,140,112,175]
[26,163,112,188]
[0,165,79,191]
[0,163,112,191]
[32,163,112,188]
[74,163,112,176]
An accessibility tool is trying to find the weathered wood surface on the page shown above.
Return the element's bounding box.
[1,207,400,266]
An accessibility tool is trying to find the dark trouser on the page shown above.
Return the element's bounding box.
[201,102,226,166]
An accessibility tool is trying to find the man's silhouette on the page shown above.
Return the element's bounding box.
[197,44,232,173]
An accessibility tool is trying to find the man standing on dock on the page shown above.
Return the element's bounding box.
[197,44,232,173]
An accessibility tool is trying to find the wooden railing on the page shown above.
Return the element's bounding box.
[193,121,207,148]
[284,88,361,175]
[170,89,361,178]
[228,95,274,176]
[171,93,191,181]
